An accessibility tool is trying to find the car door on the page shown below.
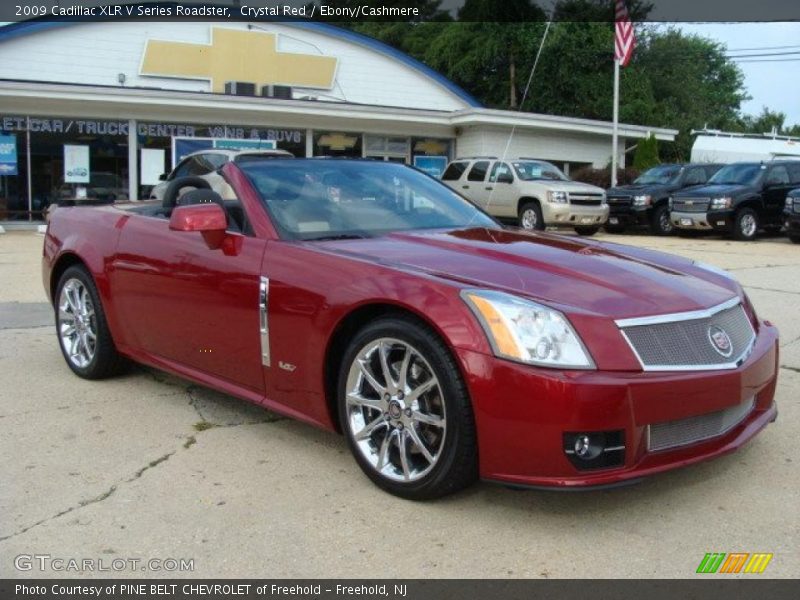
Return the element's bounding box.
[461,161,491,208]
[762,165,792,224]
[109,212,267,394]
[485,161,517,217]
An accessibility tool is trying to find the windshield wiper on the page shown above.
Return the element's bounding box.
[304,233,368,242]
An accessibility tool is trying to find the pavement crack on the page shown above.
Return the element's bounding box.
[743,285,800,297]
[0,485,118,543]
[0,447,180,544]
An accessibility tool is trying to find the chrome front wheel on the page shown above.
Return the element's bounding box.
[338,317,477,499]
[345,338,446,483]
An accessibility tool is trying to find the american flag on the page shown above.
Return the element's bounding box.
[614,0,636,67]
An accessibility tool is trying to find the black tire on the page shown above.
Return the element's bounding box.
[649,203,674,236]
[604,223,626,234]
[337,315,478,500]
[790,234,800,244]
[518,201,545,231]
[55,265,125,379]
[733,207,759,241]
[574,226,600,236]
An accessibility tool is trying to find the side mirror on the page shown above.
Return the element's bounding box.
[158,173,168,181]
[497,173,514,184]
[169,203,227,249]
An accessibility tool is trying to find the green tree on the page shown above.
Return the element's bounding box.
[633,134,659,170]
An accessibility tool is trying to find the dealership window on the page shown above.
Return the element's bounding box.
[0,115,130,220]
[314,131,362,158]
[364,135,410,162]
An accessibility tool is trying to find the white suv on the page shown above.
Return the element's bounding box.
[441,157,608,235]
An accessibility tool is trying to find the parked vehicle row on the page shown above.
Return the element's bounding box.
[441,157,800,243]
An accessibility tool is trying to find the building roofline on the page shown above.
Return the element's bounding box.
[0,13,482,109]
[0,79,677,142]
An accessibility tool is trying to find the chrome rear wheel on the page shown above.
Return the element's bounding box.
[58,278,97,369]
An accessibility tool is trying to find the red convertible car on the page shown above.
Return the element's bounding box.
[42,159,779,499]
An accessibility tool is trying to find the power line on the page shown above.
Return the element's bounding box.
[733,57,800,63]
[724,50,800,59]
[726,44,800,53]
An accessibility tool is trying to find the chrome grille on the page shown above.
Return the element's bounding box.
[617,299,755,371]
[648,396,755,452]
[570,193,604,206]
[672,198,709,213]
[607,195,632,207]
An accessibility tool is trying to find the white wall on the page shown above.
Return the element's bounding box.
[455,125,625,169]
[0,22,469,112]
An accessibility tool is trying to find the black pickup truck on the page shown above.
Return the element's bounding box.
[605,163,722,235]
[785,188,800,244]
[671,160,800,241]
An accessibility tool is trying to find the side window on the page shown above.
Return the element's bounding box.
[766,166,790,186]
[467,161,490,182]
[684,168,706,185]
[171,157,194,179]
[205,153,229,170]
[489,162,514,183]
[787,163,800,185]
[441,162,468,181]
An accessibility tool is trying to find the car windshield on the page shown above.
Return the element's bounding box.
[634,165,681,185]
[239,160,498,240]
[708,163,764,186]
[511,160,569,181]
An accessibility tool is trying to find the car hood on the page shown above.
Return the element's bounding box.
[316,228,738,319]
[607,183,672,195]
[519,181,605,194]
[673,183,750,198]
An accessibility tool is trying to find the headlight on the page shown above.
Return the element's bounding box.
[461,290,595,369]
[692,260,735,281]
[547,191,568,204]
[787,197,795,208]
[633,194,651,207]
[668,197,673,210]
[710,197,732,209]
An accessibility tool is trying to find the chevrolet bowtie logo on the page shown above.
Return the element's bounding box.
[318,133,358,151]
[140,27,337,93]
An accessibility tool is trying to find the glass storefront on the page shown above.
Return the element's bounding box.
[0,114,452,220]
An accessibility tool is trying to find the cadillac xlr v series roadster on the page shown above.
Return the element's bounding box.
[42,159,779,499]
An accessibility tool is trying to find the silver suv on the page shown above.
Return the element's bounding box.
[441,157,608,235]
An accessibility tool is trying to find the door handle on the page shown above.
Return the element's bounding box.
[462,185,470,189]
[485,186,494,191]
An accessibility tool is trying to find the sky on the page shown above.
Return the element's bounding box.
[677,23,800,127]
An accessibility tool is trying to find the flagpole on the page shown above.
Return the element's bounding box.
[611,57,620,188]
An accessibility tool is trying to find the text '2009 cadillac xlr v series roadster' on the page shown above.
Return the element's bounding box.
[43,159,779,499]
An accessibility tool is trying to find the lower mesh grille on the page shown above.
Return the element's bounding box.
[647,396,755,452]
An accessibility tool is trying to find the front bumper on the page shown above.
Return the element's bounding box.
[607,205,650,227]
[460,322,779,488]
[784,210,800,234]
[543,203,609,228]
[671,209,734,231]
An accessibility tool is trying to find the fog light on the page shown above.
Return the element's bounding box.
[563,430,625,471]
[573,434,603,460]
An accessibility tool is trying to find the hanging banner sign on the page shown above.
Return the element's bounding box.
[0,134,18,175]
[64,145,90,183]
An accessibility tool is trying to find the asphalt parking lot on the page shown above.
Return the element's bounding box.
[1,229,798,579]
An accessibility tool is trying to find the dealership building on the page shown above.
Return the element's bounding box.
[0,18,676,220]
